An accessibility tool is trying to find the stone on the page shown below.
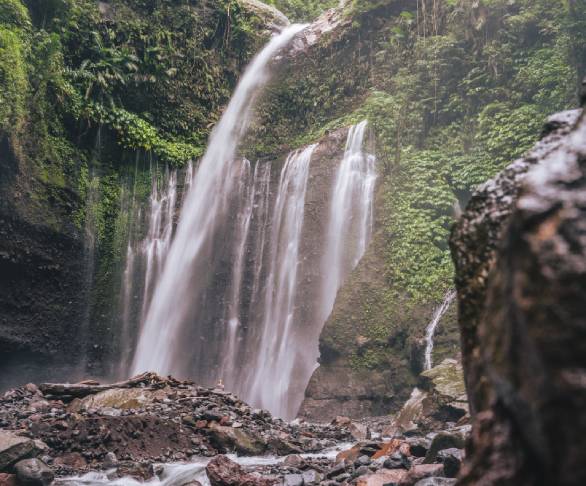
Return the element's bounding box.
[401,464,444,485]
[420,360,468,416]
[406,437,430,458]
[301,469,322,485]
[0,431,43,470]
[0,473,17,486]
[437,448,463,478]
[355,469,408,486]
[207,422,266,456]
[423,433,464,464]
[14,459,54,486]
[53,452,87,469]
[282,454,305,468]
[283,474,303,486]
[413,479,456,486]
[356,455,371,466]
[206,455,277,486]
[383,451,410,470]
[103,451,118,468]
[371,439,402,460]
[451,108,586,484]
[348,422,369,441]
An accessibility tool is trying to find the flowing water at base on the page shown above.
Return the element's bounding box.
[55,444,352,486]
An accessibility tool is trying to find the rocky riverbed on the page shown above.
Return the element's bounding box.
[0,365,468,486]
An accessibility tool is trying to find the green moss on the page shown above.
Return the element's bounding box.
[0,0,31,29]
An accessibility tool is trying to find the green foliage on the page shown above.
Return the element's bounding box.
[0,27,27,131]
[0,0,31,28]
[263,0,337,21]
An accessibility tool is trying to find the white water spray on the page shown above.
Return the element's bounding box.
[424,290,457,370]
[131,24,307,376]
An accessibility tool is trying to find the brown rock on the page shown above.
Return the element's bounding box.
[356,469,407,486]
[53,452,87,469]
[451,108,586,485]
[371,440,402,460]
[400,464,444,485]
[0,474,17,486]
[206,455,278,486]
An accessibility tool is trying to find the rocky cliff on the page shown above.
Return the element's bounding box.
[451,106,586,484]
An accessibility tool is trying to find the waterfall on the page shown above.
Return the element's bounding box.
[117,167,179,376]
[244,145,316,418]
[424,290,457,370]
[319,120,377,324]
[131,24,307,376]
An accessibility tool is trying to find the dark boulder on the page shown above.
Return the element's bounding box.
[451,108,586,485]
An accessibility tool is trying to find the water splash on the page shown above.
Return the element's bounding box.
[131,24,307,376]
[424,290,457,370]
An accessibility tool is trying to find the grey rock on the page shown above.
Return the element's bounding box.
[301,469,322,485]
[283,473,303,486]
[14,458,54,486]
[0,431,43,470]
[414,478,457,486]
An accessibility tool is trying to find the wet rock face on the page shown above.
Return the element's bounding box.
[451,109,586,485]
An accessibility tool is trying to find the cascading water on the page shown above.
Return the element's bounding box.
[117,167,179,376]
[424,289,457,370]
[131,24,308,377]
[319,120,377,324]
[244,145,316,418]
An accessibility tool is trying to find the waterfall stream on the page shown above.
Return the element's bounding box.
[424,290,457,370]
[131,24,307,377]
[123,24,377,419]
[319,120,377,324]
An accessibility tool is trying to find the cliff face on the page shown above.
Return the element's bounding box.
[451,108,586,485]
[0,0,270,387]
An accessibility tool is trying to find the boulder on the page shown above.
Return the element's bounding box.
[451,108,586,485]
[420,360,468,417]
[451,106,586,486]
[53,452,87,469]
[301,470,322,485]
[0,432,44,471]
[68,387,167,412]
[207,422,266,456]
[282,474,303,486]
[206,455,278,486]
[14,459,53,486]
[423,433,464,464]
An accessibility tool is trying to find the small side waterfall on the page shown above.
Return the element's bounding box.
[131,24,307,376]
[117,167,179,376]
[424,290,457,370]
[319,120,377,324]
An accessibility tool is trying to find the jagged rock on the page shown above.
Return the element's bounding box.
[14,459,53,486]
[206,455,278,486]
[383,388,429,436]
[53,452,87,469]
[0,431,44,471]
[207,422,267,456]
[451,108,586,485]
[420,359,467,416]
